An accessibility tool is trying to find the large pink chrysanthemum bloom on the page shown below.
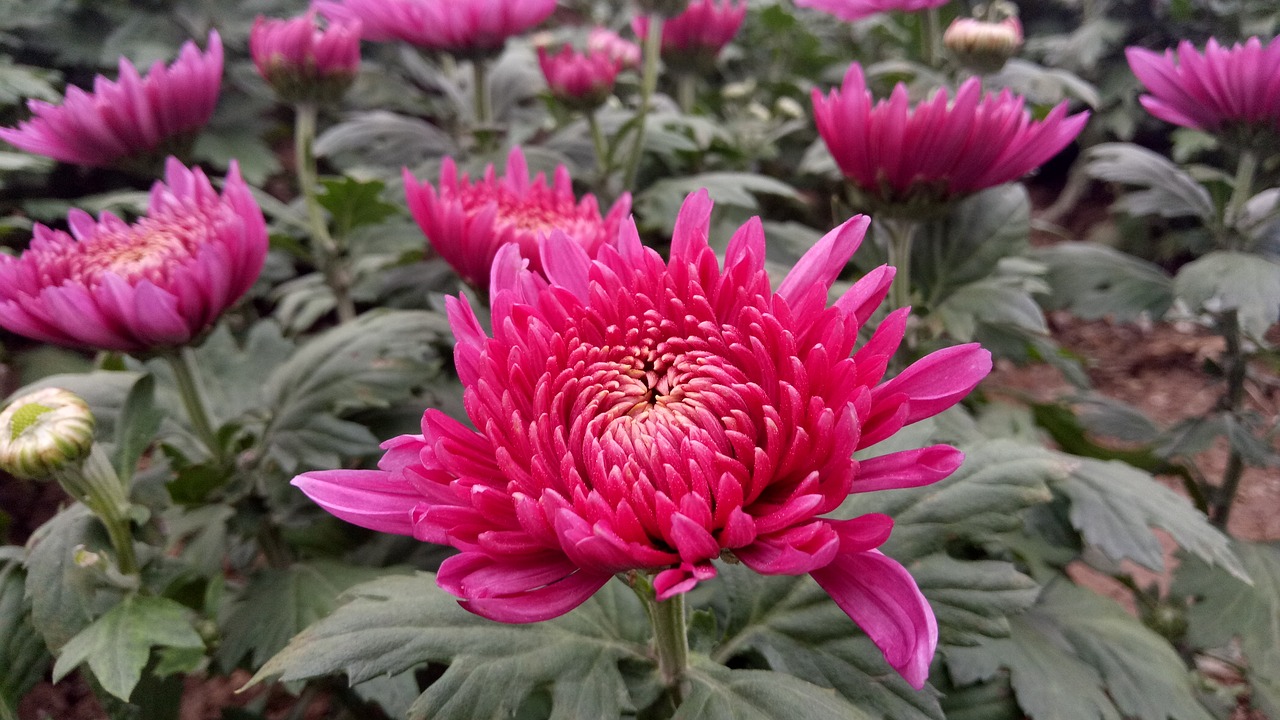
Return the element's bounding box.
[538,44,623,110]
[293,190,993,687]
[251,11,362,104]
[794,0,949,22]
[812,63,1089,209]
[312,0,556,57]
[0,158,267,353]
[632,0,747,63]
[1126,36,1280,137]
[0,32,222,169]
[404,146,631,291]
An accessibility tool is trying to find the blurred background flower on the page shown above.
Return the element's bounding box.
[313,0,557,57]
[251,11,362,104]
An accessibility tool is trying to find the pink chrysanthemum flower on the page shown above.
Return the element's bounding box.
[812,63,1089,210]
[293,190,993,687]
[794,0,949,22]
[632,0,747,65]
[404,146,632,291]
[587,27,641,71]
[0,158,267,353]
[538,45,623,109]
[0,32,222,170]
[251,11,362,104]
[1126,36,1280,139]
[312,0,556,57]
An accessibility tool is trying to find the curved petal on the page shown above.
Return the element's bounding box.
[873,343,992,425]
[291,469,420,535]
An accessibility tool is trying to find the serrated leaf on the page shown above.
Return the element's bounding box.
[1052,456,1245,580]
[1173,540,1280,716]
[218,562,395,671]
[1031,243,1174,322]
[918,184,1031,302]
[188,322,295,424]
[674,663,874,720]
[24,506,100,649]
[315,110,457,169]
[317,177,400,239]
[52,595,203,701]
[254,573,651,720]
[912,557,1039,647]
[1173,251,1280,338]
[1087,143,1215,221]
[0,561,51,712]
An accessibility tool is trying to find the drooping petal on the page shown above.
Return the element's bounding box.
[292,470,420,535]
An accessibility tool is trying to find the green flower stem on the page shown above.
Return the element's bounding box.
[295,102,355,323]
[1223,149,1257,251]
[650,592,690,704]
[1209,309,1248,529]
[472,58,499,154]
[677,73,697,114]
[164,349,221,463]
[57,448,138,576]
[923,6,942,68]
[885,218,917,313]
[622,15,665,191]
[586,110,611,190]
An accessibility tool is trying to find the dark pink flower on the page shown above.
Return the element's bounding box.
[538,45,622,109]
[794,0,948,22]
[0,158,267,353]
[0,32,223,169]
[251,11,362,103]
[293,190,993,688]
[403,146,631,290]
[312,0,556,56]
[632,0,747,63]
[1127,36,1280,136]
[587,27,641,71]
[812,63,1089,208]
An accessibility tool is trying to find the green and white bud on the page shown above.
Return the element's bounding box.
[0,388,95,480]
[944,13,1024,75]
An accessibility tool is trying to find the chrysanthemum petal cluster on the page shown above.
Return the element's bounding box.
[587,27,641,70]
[812,63,1089,208]
[251,11,362,103]
[633,0,747,62]
[404,147,631,290]
[538,44,624,109]
[1126,36,1280,136]
[794,0,949,22]
[294,190,992,687]
[0,32,223,169]
[0,158,267,353]
[313,0,556,55]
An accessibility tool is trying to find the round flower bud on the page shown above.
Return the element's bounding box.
[944,16,1023,74]
[0,388,96,480]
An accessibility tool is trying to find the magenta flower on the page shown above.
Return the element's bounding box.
[403,146,631,291]
[812,63,1089,208]
[794,0,949,22]
[251,11,362,103]
[0,158,267,353]
[293,190,993,687]
[632,0,747,64]
[312,0,556,56]
[0,32,222,169]
[538,45,623,109]
[1126,36,1280,137]
[587,27,641,71]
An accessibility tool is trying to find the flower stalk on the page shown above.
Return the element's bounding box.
[164,349,222,463]
[650,593,690,703]
[622,15,665,191]
[295,102,355,323]
[61,448,139,577]
[885,218,917,312]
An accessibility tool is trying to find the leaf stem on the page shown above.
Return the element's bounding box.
[295,102,355,323]
[622,15,664,191]
[163,349,221,463]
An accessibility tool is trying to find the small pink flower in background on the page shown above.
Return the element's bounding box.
[294,190,993,688]
[251,11,362,103]
[633,0,747,64]
[0,32,223,169]
[538,45,623,109]
[943,16,1023,73]
[812,63,1089,208]
[587,27,641,70]
[312,0,557,56]
[1127,36,1280,137]
[793,0,949,22]
[0,158,267,353]
[403,146,631,290]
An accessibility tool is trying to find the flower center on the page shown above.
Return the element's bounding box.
[10,403,53,440]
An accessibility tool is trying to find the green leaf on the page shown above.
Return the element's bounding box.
[317,177,401,240]
[1087,143,1215,221]
[674,662,874,720]
[0,560,51,714]
[24,506,100,649]
[635,173,801,235]
[1052,456,1245,580]
[1173,251,1280,338]
[919,184,1031,302]
[912,557,1039,647]
[112,374,162,486]
[187,322,295,424]
[1173,540,1280,717]
[315,111,458,170]
[1031,243,1174,322]
[52,595,204,701]
[253,573,651,720]
[217,562,396,671]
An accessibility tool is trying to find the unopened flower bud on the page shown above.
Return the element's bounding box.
[944,16,1023,74]
[0,388,95,480]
